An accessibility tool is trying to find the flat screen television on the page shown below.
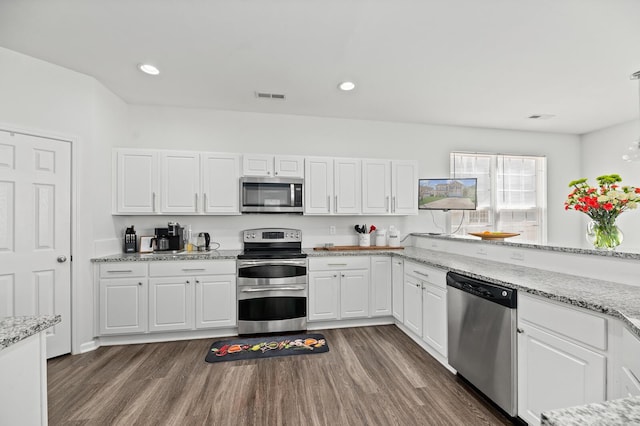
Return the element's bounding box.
[418,178,478,211]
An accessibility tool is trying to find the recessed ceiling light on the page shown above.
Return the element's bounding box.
[338,81,356,91]
[138,64,160,76]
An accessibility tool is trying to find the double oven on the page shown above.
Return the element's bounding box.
[237,228,308,335]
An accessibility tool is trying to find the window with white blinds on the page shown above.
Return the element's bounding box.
[450,152,547,244]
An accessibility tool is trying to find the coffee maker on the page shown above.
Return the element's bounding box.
[153,222,185,252]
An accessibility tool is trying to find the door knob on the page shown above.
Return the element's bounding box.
[57,255,67,263]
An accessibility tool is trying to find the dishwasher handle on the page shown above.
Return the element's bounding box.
[446,271,517,308]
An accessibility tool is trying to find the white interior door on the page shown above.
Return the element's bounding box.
[0,130,71,358]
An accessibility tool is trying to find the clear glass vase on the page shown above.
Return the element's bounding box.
[586,220,623,250]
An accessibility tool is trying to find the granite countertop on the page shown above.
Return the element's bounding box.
[0,315,61,351]
[411,233,640,260]
[91,249,241,262]
[540,395,640,425]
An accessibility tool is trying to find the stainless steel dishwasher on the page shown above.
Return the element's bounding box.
[447,271,518,417]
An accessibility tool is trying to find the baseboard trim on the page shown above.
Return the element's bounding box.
[77,340,99,354]
[394,321,455,373]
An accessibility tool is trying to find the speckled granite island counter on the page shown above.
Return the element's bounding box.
[0,314,61,350]
[540,396,640,425]
[1,314,61,426]
[91,249,241,262]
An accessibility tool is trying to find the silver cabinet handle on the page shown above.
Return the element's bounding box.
[182,268,206,271]
[335,195,338,213]
[203,193,207,213]
[327,263,348,266]
[241,286,305,293]
[327,196,331,213]
[414,271,429,278]
[392,196,396,213]
[386,196,390,213]
[106,269,132,273]
[195,193,199,212]
[57,255,68,263]
[152,192,157,213]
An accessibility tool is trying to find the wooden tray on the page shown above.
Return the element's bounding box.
[468,232,520,240]
[313,245,404,251]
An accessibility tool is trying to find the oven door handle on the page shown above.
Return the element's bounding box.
[238,259,306,267]
[240,286,306,292]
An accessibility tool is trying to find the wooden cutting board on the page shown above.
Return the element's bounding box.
[313,245,404,251]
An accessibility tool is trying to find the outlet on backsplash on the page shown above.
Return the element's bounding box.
[329,226,336,235]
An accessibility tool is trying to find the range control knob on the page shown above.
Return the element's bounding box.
[501,290,508,297]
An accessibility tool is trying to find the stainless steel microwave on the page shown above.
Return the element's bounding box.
[240,177,304,213]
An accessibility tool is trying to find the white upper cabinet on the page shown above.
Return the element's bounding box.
[362,159,418,215]
[305,157,334,214]
[113,149,160,214]
[161,151,200,213]
[113,148,241,215]
[362,159,391,214]
[392,160,418,215]
[201,153,241,214]
[242,154,304,178]
[305,157,360,215]
[334,158,361,214]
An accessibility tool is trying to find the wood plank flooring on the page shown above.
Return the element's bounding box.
[48,325,514,425]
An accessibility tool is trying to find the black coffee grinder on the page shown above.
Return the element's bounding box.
[124,226,137,253]
[153,222,185,251]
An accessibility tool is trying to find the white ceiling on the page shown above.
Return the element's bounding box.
[1,0,639,135]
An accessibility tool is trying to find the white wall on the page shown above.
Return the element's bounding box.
[581,120,640,251]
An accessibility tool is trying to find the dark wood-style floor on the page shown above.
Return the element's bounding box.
[48,325,513,425]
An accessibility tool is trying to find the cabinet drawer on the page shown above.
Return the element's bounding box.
[149,260,236,277]
[519,294,607,351]
[308,256,369,271]
[99,263,147,278]
[404,261,447,288]
[622,327,640,380]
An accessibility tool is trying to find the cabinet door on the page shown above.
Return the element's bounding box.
[99,278,147,335]
[421,282,447,357]
[391,160,418,215]
[308,271,340,321]
[340,269,370,319]
[114,149,159,214]
[517,323,606,425]
[334,158,361,214]
[304,157,333,214]
[149,277,194,332]
[403,275,422,336]
[195,274,236,329]
[370,257,392,317]
[362,159,391,214]
[160,151,201,213]
[201,153,241,214]
[242,154,273,177]
[274,155,304,178]
[392,259,404,321]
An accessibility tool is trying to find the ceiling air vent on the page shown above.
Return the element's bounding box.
[255,91,286,100]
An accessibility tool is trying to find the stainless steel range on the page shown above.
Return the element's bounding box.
[237,228,308,335]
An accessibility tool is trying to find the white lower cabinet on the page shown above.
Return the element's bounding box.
[308,256,371,322]
[391,258,404,321]
[98,260,236,336]
[149,277,194,332]
[370,257,392,317]
[517,293,607,425]
[421,282,447,357]
[99,263,148,335]
[402,261,448,358]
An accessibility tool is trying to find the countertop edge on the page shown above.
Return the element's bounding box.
[0,315,62,351]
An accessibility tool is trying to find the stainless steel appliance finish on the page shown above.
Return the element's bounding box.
[447,271,518,417]
[237,228,308,335]
[240,177,304,213]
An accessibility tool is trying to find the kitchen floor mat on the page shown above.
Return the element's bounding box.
[205,333,328,363]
